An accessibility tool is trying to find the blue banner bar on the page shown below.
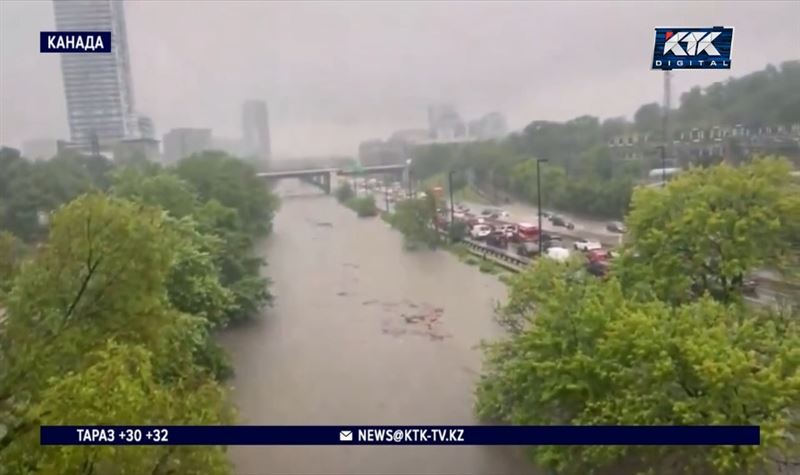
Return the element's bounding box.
[40,425,760,446]
[40,31,112,53]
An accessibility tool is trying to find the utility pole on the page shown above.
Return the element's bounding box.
[660,145,666,187]
[536,159,548,256]
[384,187,390,212]
[663,70,673,166]
[448,170,455,233]
[405,159,413,199]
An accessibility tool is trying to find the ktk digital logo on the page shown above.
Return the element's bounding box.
[652,27,733,70]
[40,31,111,53]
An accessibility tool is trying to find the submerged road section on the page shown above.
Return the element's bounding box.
[219,181,533,475]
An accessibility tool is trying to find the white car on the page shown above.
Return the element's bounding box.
[573,239,602,251]
[546,247,571,261]
[470,224,493,240]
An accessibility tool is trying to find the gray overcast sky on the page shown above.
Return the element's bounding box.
[1,1,798,158]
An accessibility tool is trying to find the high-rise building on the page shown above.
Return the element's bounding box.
[427,104,466,141]
[242,100,271,162]
[162,128,212,164]
[137,115,155,139]
[53,0,138,151]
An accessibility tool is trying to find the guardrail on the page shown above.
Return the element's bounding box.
[437,229,531,272]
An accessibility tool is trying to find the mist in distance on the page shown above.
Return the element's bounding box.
[1,0,798,158]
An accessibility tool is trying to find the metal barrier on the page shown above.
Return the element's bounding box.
[438,229,531,272]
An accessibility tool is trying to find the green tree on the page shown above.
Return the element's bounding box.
[174,151,279,236]
[112,169,198,218]
[618,158,800,303]
[390,194,439,249]
[346,195,378,217]
[477,259,800,475]
[1,194,180,401]
[335,182,354,203]
[0,231,24,299]
[3,342,232,475]
[633,102,663,133]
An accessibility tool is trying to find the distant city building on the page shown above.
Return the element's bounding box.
[137,115,155,139]
[427,104,466,141]
[162,128,212,164]
[22,138,59,160]
[53,0,138,152]
[113,138,160,164]
[242,100,271,162]
[467,112,508,140]
[609,122,800,168]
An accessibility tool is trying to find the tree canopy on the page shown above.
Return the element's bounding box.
[0,150,277,474]
[408,61,800,219]
[476,159,800,475]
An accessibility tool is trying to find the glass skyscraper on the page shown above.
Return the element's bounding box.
[53,0,138,150]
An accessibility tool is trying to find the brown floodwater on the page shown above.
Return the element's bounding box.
[218,180,534,475]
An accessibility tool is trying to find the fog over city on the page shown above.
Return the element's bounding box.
[1,0,798,158]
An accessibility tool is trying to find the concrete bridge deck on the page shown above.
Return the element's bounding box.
[257,164,408,194]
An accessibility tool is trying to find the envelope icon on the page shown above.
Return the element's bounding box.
[339,430,353,441]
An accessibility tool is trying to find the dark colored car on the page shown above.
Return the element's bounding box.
[586,260,610,277]
[486,231,509,249]
[743,279,758,296]
[607,221,626,233]
[516,241,540,258]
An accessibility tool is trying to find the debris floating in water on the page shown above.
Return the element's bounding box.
[376,300,449,341]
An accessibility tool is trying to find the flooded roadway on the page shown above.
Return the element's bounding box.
[218,181,534,475]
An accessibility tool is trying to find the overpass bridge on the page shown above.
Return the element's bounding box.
[257,163,408,194]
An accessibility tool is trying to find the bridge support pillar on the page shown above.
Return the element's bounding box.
[322,172,331,194]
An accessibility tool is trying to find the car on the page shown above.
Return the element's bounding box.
[542,237,562,250]
[486,231,509,249]
[516,222,540,241]
[574,239,602,252]
[481,209,495,216]
[607,221,626,233]
[587,249,612,263]
[499,224,517,237]
[470,224,493,240]
[586,260,610,277]
[545,246,571,262]
[743,279,758,296]
[550,215,565,226]
[565,222,575,230]
[516,241,540,258]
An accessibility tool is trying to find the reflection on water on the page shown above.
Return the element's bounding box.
[218,181,534,475]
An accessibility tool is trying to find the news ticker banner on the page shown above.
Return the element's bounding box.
[41,426,760,446]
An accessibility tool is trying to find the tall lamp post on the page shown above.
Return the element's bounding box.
[536,158,549,256]
[448,170,456,227]
[406,158,413,198]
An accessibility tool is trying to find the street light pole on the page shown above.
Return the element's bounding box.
[406,159,413,199]
[536,158,548,256]
[448,170,455,226]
